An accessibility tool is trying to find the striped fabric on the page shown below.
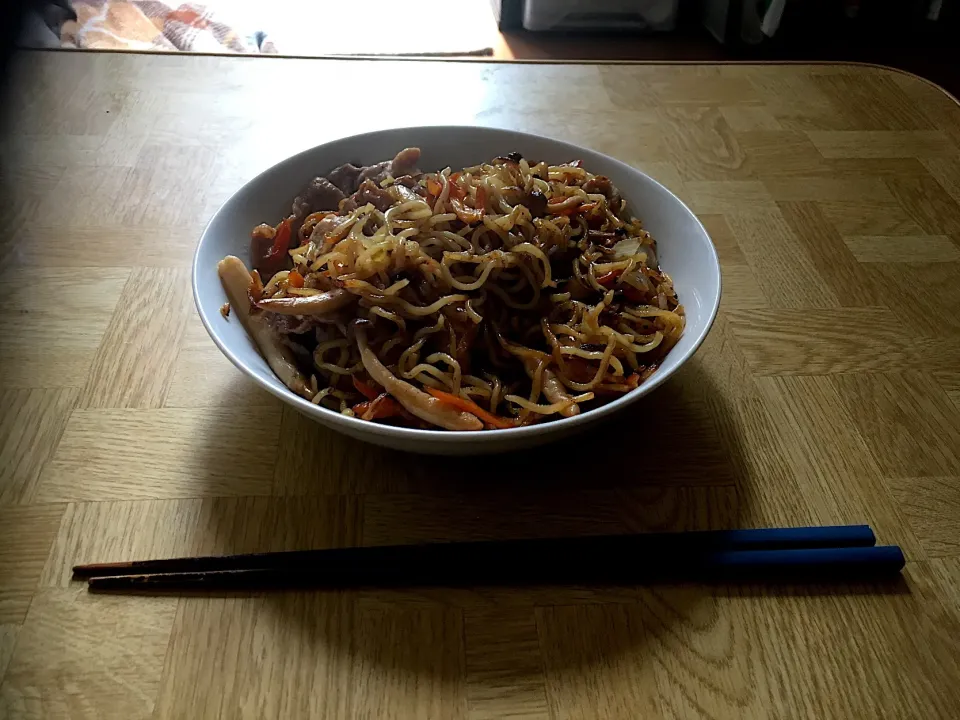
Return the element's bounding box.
[61,1,274,53]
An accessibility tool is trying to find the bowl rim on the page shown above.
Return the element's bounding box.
[193,124,721,446]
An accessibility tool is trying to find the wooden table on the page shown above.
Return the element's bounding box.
[2,51,960,719]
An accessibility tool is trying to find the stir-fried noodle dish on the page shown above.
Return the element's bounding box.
[218,148,684,431]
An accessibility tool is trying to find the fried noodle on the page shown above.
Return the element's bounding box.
[218,149,684,431]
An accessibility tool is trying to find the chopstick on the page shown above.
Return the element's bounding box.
[85,545,905,592]
[74,525,876,578]
[74,525,903,593]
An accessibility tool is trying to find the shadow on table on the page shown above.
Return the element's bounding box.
[187,359,903,686]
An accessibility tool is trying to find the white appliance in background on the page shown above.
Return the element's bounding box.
[701,0,784,44]
[522,0,679,32]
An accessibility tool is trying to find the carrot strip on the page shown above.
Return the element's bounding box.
[596,269,622,288]
[352,377,380,401]
[353,393,403,420]
[287,270,304,288]
[266,218,291,263]
[447,174,466,200]
[425,387,516,429]
[247,269,264,304]
[450,198,483,225]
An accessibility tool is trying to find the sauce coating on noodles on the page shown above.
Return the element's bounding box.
[217,149,684,430]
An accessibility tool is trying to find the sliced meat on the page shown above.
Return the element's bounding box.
[357,180,396,212]
[353,147,422,188]
[392,183,422,204]
[582,175,623,212]
[357,160,391,187]
[250,236,274,271]
[394,175,419,189]
[250,223,288,277]
[326,163,363,194]
[291,177,345,232]
[308,213,353,247]
[390,147,421,177]
[582,176,612,195]
[342,179,396,213]
[502,187,547,216]
[527,189,548,217]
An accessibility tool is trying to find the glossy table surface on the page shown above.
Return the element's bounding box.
[1,51,959,719]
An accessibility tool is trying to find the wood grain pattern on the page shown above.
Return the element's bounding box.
[0,506,64,624]
[654,107,749,182]
[642,587,763,719]
[885,477,960,558]
[2,53,960,718]
[717,106,782,132]
[682,181,773,214]
[753,375,924,558]
[155,593,357,719]
[35,408,281,501]
[271,407,425,496]
[13,227,202,268]
[536,604,658,720]
[817,196,925,236]
[602,66,759,108]
[190,495,361,556]
[866,261,960,337]
[0,625,16,682]
[921,157,960,207]
[0,389,77,505]
[362,486,739,549]
[733,130,830,176]
[464,608,549,720]
[810,71,932,132]
[79,268,192,409]
[0,268,130,389]
[830,372,960,478]
[352,607,467,720]
[714,397,819,530]
[39,499,204,588]
[0,588,177,720]
[763,174,892,203]
[718,573,960,719]
[728,308,919,374]
[164,316,280,409]
[777,200,884,307]
[724,210,839,308]
[843,234,960,263]
[884,174,960,235]
[807,130,955,159]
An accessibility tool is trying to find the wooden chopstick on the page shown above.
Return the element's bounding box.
[73,525,877,579]
[73,525,903,593]
[85,545,905,592]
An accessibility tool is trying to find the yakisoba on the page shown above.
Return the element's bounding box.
[218,148,684,431]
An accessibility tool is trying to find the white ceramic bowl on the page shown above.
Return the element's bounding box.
[194,126,720,455]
